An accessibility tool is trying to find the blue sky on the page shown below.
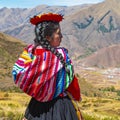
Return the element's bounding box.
[0,0,104,8]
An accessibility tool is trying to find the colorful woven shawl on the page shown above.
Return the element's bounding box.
[12,44,81,102]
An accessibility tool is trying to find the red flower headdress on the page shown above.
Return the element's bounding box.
[30,13,63,25]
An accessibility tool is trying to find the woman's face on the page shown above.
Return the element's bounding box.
[47,27,63,47]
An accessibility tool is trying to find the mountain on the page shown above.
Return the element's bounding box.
[79,44,120,68]
[0,5,89,31]
[0,5,91,54]
[0,0,120,58]
[62,0,120,56]
[0,32,26,89]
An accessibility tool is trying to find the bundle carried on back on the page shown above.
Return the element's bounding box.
[12,44,81,102]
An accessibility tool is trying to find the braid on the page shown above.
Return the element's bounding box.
[34,22,69,73]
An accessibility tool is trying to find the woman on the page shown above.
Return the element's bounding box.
[12,13,82,120]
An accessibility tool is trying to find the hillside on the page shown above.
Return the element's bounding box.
[0,32,26,89]
[79,44,120,68]
[0,0,120,59]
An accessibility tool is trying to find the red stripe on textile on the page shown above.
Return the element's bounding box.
[21,53,41,92]
[43,53,58,101]
[31,56,44,97]
[15,72,21,84]
[22,56,39,92]
[26,56,42,95]
[38,52,53,101]
[33,51,49,101]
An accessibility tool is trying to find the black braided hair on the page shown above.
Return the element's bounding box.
[34,21,69,72]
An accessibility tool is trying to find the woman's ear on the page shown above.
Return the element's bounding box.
[46,36,51,42]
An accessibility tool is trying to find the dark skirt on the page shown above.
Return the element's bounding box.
[24,96,78,120]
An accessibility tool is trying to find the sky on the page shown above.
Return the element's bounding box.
[0,0,104,8]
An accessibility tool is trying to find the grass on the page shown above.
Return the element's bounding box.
[0,92,30,120]
[82,112,120,120]
[0,91,120,120]
[77,96,120,120]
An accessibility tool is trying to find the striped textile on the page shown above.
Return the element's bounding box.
[12,44,80,102]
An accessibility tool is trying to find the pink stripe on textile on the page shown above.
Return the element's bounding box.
[49,56,60,100]
[20,55,40,92]
[34,52,49,101]
[26,56,41,95]
[16,59,24,66]
[42,53,58,101]
[37,52,53,101]
[26,56,43,94]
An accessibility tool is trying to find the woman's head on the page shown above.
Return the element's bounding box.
[30,13,63,48]
[48,26,62,47]
[34,21,62,47]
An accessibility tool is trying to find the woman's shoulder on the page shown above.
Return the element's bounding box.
[25,44,34,52]
[25,44,41,54]
[56,47,68,53]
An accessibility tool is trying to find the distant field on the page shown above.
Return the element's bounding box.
[79,96,120,120]
[76,67,120,89]
[0,92,120,120]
